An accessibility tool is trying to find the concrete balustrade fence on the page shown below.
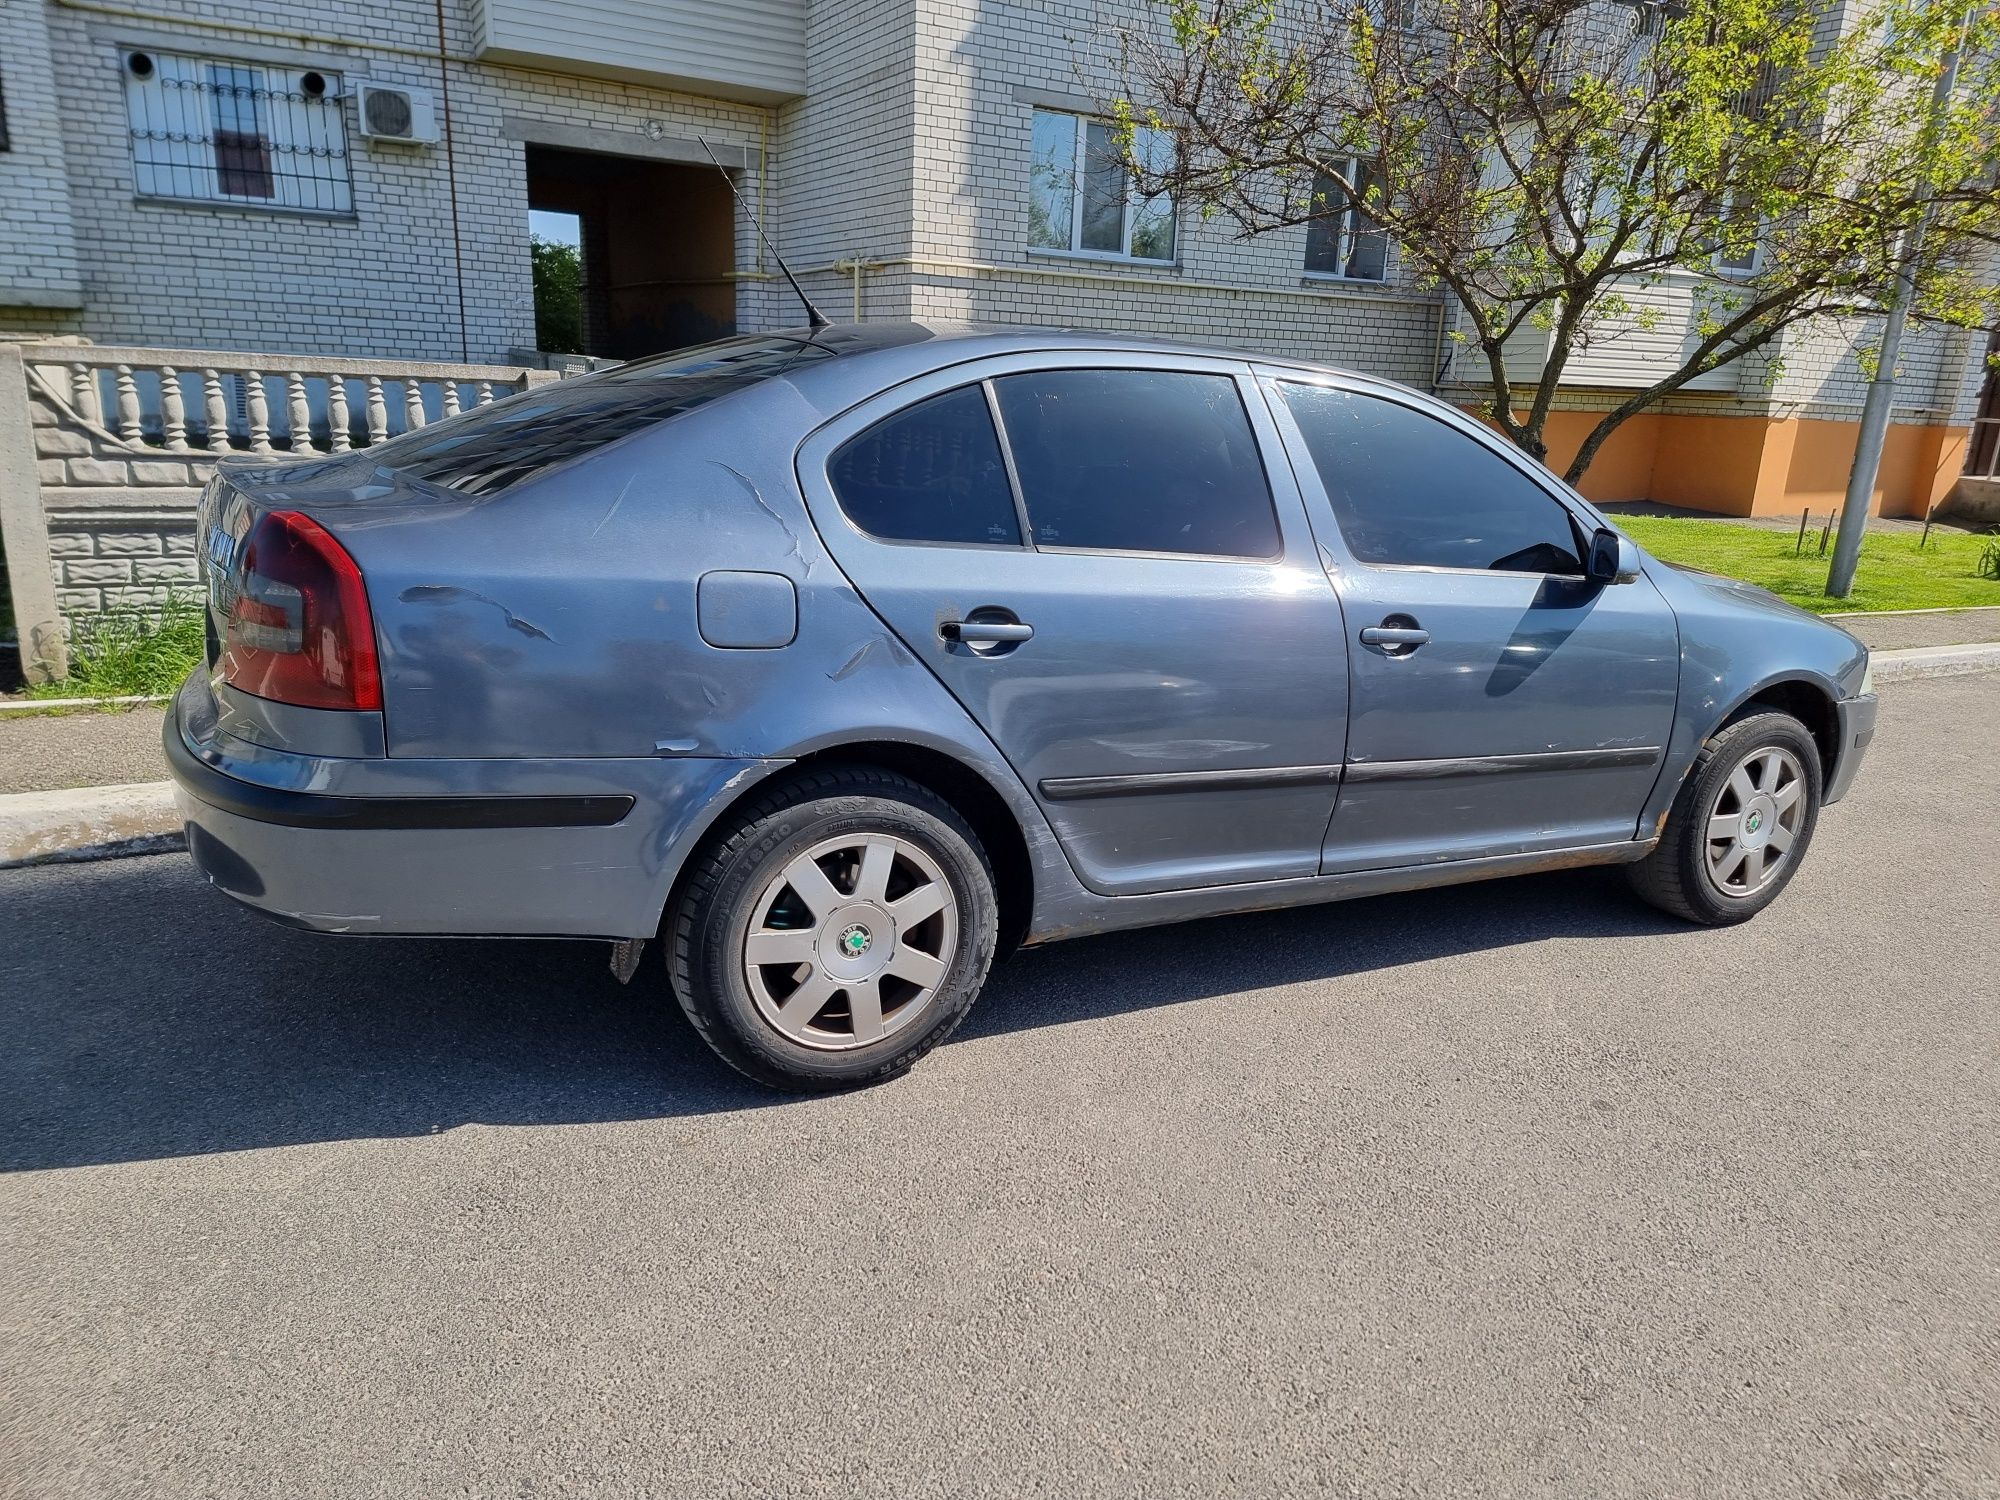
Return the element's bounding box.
[0,341,560,682]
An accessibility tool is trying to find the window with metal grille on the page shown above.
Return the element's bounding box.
[122,49,353,214]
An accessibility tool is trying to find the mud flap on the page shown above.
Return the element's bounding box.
[609,938,645,985]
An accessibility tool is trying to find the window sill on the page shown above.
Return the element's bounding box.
[1300,272,1394,289]
[1026,247,1179,271]
[134,194,358,224]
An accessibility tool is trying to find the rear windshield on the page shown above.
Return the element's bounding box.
[376,334,839,496]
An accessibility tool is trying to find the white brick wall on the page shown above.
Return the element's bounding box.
[901,0,1441,382]
[4,0,1984,426]
[1760,315,1985,425]
[29,0,778,361]
[0,0,86,312]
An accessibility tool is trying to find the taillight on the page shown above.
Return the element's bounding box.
[219,509,382,711]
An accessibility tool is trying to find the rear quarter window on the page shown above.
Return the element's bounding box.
[827,385,1023,546]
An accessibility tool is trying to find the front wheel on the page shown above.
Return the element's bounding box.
[1627,711,1823,926]
[667,767,999,1090]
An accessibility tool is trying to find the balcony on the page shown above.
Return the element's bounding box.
[1477,278,1744,395]
[469,0,806,104]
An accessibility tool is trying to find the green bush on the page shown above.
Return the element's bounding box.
[532,236,584,355]
[32,593,206,699]
[1979,532,2000,582]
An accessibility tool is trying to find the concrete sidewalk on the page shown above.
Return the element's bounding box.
[2,642,1995,870]
[0,704,167,794]
[1832,606,2000,652]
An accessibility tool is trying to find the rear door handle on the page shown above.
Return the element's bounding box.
[942,619,1034,644]
[1360,625,1429,648]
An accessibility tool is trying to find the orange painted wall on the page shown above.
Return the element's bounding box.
[1647,417,1778,516]
[1485,405,1966,518]
[1535,411,1663,502]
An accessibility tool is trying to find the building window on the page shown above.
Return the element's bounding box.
[1303,159,1389,282]
[122,49,353,214]
[1028,109,1175,263]
[1714,195,1761,276]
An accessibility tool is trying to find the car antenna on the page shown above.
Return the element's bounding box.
[697,137,830,330]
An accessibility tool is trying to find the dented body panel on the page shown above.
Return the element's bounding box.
[167,323,1877,949]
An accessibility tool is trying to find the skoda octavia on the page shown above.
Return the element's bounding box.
[168,325,1877,1089]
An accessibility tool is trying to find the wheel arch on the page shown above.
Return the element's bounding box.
[659,738,1038,958]
[1712,673,1842,786]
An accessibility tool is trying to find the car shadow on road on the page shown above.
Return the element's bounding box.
[2,853,1692,1172]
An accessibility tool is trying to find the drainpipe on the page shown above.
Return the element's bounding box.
[433,0,470,362]
[1429,293,1454,393]
[832,256,883,323]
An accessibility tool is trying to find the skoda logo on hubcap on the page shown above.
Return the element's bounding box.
[1746,811,1763,833]
[840,924,873,957]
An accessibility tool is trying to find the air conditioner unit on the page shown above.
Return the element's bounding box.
[354,81,439,144]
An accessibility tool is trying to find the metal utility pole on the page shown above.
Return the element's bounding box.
[1826,4,1972,598]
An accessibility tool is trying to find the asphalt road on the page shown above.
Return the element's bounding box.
[4,675,1997,1499]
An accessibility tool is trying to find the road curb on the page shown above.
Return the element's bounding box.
[0,781,182,868]
[1870,643,2000,683]
[0,693,171,717]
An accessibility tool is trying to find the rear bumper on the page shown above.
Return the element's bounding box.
[165,676,782,938]
[1824,691,1877,805]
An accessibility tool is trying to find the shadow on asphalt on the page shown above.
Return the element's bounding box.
[1,852,1690,1171]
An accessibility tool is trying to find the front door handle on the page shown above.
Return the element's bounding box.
[1359,625,1429,648]
[941,619,1034,644]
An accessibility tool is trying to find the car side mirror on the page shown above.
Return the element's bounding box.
[1586,527,1640,585]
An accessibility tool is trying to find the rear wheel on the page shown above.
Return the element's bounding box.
[1627,711,1822,925]
[667,767,998,1090]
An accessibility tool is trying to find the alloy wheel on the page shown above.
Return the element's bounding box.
[1703,746,1807,897]
[742,834,959,1051]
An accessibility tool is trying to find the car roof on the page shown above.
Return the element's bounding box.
[266,322,1401,503]
[763,320,1370,403]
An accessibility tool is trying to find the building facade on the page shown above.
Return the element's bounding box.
[0,0,1984,516]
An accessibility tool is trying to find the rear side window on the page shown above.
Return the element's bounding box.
[991,369,1280,558]
[828,385,1022,545]
[1280,384,1584,574]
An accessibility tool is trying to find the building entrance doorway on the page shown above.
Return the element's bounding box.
[525,145,735,359]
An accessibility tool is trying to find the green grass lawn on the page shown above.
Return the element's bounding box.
[1616,516,2000,614]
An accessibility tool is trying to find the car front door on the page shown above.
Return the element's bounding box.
[1262,374,1681,875]
[796,353,1349,896]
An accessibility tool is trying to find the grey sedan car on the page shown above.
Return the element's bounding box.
[168,324,1877,1089]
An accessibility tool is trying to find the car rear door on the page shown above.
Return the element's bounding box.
[1261,373,1681,874]
[795,351,1348,897]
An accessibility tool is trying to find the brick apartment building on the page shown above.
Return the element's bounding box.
[0,0,1987,517]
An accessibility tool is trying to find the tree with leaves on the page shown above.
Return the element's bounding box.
[531,234,585,355]
[1117,0,2000,485]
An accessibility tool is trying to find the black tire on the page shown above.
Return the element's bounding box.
[667,766,999,1090]
[1626,710,1823,926]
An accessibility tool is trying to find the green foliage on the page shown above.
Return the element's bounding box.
[1118,0,2000,480]
[531,235,584,355]
[1617,517,2000,612]
[31,594,206,699]
[1979,533,2000,582]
